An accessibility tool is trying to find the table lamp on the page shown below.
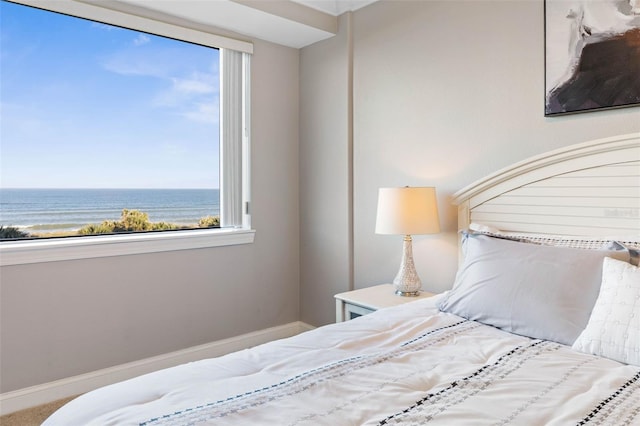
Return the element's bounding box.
[375,186,440,296]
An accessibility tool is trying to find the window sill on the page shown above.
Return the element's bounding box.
[0,228,256,266]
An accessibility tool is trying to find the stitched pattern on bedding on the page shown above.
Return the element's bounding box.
[577,370,640,426]
[491,356,595,426]
[139,319,477,426]
[377,340,559,425]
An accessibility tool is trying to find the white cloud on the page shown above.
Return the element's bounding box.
[101,46,218,124]
[133,34,151,46]
[101,46,195,79]
[153,71,217,107]
[173,73,216,95]
[91,22,119,31]
[161,142,187,156]
[181,102,219,124]
[101,51,167,78]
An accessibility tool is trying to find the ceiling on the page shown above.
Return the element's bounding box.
[291,0,378,16]
[110,0,379,48]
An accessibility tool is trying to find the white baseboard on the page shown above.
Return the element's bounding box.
[0,321,314,416]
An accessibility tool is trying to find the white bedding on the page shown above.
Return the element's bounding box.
[44,295,640,425]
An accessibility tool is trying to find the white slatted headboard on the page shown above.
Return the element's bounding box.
[452,133,640,237]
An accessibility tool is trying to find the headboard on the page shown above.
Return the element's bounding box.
[452,133,640,237]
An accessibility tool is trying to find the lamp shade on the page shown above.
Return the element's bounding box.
[375,187,440,235]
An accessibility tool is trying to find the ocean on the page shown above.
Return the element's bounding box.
[0,188,220,234]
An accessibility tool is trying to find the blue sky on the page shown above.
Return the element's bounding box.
[0,1,220,188]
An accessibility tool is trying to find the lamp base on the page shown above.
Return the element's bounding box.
[392,235,422,297]
[395,289,420,297]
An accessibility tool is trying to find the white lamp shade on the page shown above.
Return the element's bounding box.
[375,187,440,235]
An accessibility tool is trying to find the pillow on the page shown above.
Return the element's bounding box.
[618,241,640,266]
[572,257,640,366]
[439,234,631,346]
[468,222,629,251]
[467,222,637,265]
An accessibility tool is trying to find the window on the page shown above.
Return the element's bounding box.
[0,0,253,265]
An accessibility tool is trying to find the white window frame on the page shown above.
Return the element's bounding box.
[0,0,254,267]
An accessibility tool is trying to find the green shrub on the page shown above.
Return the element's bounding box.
[78,221,118,235]
[151,222,179,231]
[120,209,151,231]
[76,210,220,236]
[0,225,30,240]
[198,215,220,228]
[77,210,186,235]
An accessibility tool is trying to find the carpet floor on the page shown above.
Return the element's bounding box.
[0,396,77,426]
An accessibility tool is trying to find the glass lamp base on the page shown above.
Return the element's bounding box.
[395,289,420,297]
[392,235,422,297]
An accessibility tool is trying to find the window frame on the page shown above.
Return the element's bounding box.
[0,0,254,266]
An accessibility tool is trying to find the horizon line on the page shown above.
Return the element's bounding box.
[0,187,220,190]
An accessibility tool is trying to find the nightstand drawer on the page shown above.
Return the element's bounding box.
[344,303,375,320]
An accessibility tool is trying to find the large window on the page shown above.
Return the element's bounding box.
[0,0,253,265]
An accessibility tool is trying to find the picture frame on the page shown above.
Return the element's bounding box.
[544,0,640,116]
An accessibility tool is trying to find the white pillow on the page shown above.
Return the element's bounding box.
[572,257,640,366]
[467,223,639,266]
[439,234,631,346]
[468,222,630,251]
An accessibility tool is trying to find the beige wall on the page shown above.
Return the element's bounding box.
[299,13,352,326]
[0,38,300,393]
[300,0,640,326]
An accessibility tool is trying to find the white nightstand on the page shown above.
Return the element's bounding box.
[334,284,435,322]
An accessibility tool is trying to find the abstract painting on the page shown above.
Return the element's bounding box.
[545,0,640,116]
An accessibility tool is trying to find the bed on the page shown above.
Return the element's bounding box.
[44,133,640,425]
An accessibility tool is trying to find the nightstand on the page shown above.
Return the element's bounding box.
[334,284,435,322]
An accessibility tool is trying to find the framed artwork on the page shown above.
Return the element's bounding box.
[544,0,640,116]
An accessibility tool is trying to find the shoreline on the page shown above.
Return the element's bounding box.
[21,221,201,237]
[2,208,220,240]
[29,224,201,238]
[2,210,220,240]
